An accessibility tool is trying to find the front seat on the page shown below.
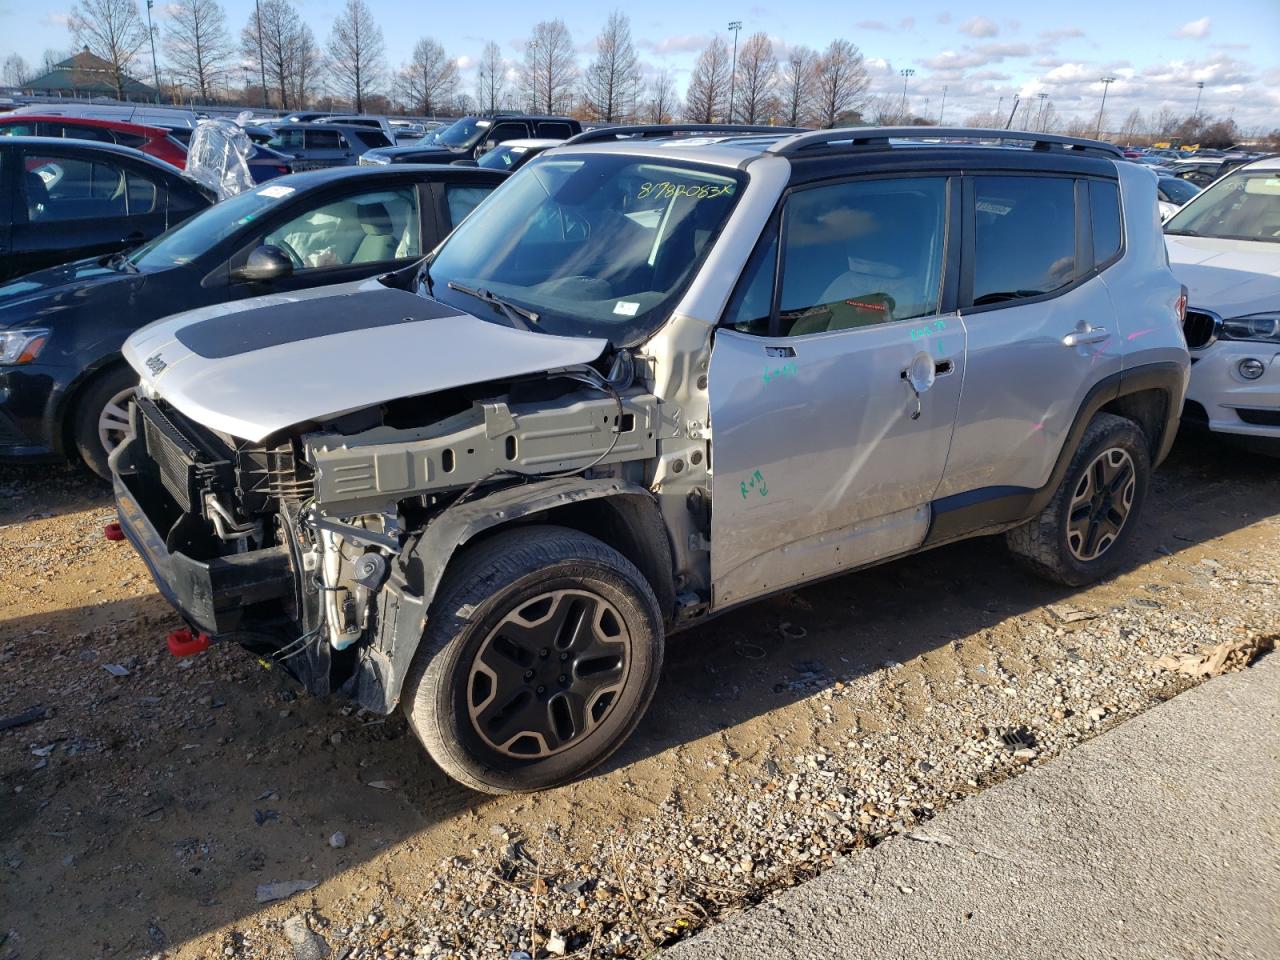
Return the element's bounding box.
[23,172,49,220]
[351,201,396,263]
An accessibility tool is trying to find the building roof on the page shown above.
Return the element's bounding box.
[23,49,156,99]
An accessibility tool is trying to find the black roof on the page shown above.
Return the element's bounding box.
[0,135,183,172]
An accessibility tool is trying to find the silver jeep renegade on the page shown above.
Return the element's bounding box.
[112,127,1190,793]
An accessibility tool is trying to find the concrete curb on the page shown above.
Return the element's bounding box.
[671,655,1280,960]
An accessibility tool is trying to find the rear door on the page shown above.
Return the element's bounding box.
[708,174,965,607]
[938,172,1120,504]
[9,145,146,274]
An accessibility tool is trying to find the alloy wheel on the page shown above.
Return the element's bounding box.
[1066,447,1136,562]
[97,385,138,457]
[467,589,631,759]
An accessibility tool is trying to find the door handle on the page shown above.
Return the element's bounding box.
[934,359,954,376]
[121,230,145,244]
[765,345,796,358]
[1062,325,1109,347]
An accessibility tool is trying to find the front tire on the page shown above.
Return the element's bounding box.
[72,365,138,480]
[403,525,664,794]
[1006,413,1151,587]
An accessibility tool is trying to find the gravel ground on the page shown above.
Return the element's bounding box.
[0,433,1276,960]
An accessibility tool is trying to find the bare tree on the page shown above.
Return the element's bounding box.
[684,36,731,123]
[1152,106,1177,138]
[163,0,232,102]
[2,53,29,86]
[327,0,384,112]
[867,92,906,125]
[399,37,456,116]
[521,19,577,114]
[476,41,505,114]
[778,45,816,127]
[42,49,71,74]
[581,11,643,123]
[241,0,311,109]
[642,69,679,123]
[68,0,149,100]
[811,38,869,128]
[1118,108,1145,144]
[732,31,777,123]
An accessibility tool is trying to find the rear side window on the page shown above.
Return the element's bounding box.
[536,122,573,139]
[268,129,305,150]
[443,183,495,226]
[0,121,37,136]
[55,123,113,143]
[306,129,344,150]
[1089,180,1122,267]
[972,176,1076,306]
[21,154,130,222]
[352,129,391,149]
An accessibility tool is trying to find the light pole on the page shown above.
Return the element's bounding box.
[938,84,947,125]
[1095,76,1116,139]
[727,20,742,123]
[1193,80,1205,119]
[1036,92,1048,131]
[899,68,914,119]
[144,0,161,103]
[254,0,268,108]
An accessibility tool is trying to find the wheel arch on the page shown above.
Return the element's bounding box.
[350,477,676,716]
[54,352,131,457]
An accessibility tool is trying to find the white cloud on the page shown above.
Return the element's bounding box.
[41,11,71,26]
[920,42,1032,71]
[856,20,889,31]
[958,16,999,38]
[1174,17,1211,39]
[899,17,915,30]
[454,55,473,70]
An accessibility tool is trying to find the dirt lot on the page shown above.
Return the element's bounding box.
[1,434,1276,960]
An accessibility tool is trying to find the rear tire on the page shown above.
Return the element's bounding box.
[1006,413,1150,587]
[72,365,139,481]
[403,525,664,794]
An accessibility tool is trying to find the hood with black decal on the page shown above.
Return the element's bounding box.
[123,277,608,442]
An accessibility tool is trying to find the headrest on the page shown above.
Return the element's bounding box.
[356,201,392,236]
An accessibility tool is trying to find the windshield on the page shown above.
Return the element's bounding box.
[421,116,489,149]
[129,185,291,268]
[478,144,529,170]
[1165,171,1280,243]
[427,154,745,345]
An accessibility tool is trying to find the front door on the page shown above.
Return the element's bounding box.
[709,175,964,608]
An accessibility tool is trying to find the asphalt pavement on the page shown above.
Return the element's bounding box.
[671,653,1280,960]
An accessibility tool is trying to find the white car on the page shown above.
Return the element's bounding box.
[1165,156,1280,450]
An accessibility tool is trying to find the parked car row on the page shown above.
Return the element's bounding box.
[2,123,1274,799]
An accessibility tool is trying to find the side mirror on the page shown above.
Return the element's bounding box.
[235,244,293,283]
[476,139,497,156]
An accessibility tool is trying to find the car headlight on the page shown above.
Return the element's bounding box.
[1221,312,1280,343]
[0,328,50,365]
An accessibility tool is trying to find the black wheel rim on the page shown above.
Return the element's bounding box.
[1067,447,1136,562]
[467,589,631,759]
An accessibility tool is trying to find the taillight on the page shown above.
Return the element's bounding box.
[1176,286,1188,324]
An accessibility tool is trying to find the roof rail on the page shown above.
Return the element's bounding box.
[566,123,806,146]
[767,126,1124,159]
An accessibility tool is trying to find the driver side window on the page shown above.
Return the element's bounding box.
[261,187,421,270]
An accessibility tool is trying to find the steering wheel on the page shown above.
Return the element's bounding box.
[559,210,590,242]
[273,239,305,268]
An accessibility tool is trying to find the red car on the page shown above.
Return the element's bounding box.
[0,114,188,168]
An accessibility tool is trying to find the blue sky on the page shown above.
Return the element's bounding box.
[6,0,1279,129]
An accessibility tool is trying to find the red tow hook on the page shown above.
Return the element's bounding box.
[103,521,125,541]
[167,628,211,657]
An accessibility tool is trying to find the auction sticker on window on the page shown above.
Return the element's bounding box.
[613,301,639,317]
[257,185,296,199]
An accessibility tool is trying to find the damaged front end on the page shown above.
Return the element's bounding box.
[110,356,669,713]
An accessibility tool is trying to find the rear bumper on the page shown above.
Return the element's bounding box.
[111,433,295,636]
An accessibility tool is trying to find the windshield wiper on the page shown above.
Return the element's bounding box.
[105,251,139,274]
[1164,229,1200,236]
[447,281,540,331]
